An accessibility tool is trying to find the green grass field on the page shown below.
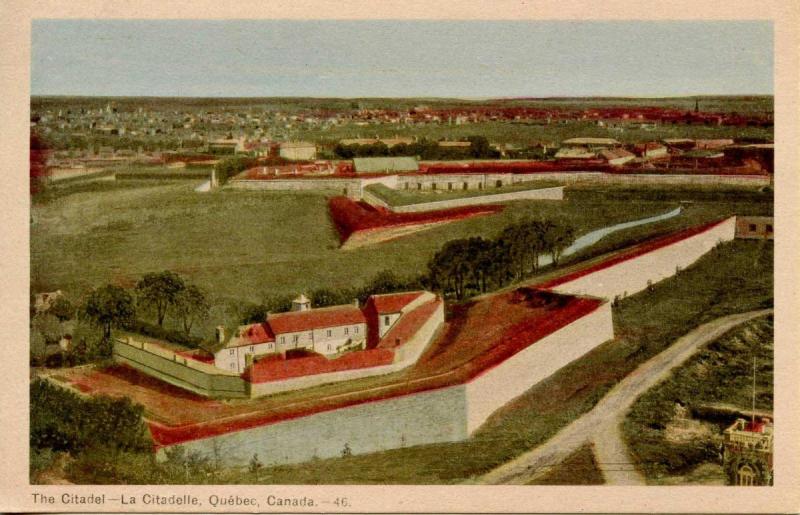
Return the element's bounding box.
[365,181,563,206]
[31,180,772,338]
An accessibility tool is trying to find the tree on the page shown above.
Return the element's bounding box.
[173,285,210,335]
[32,313,62,345]
[48,296,75,322]
[83,285,136,340]
[136,271,185,327]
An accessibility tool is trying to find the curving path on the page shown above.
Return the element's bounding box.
[477,308,773,485]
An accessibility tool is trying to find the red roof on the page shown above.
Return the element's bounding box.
[240,323,275,345]
[377,297,442,349]
[370,291,424,314]
[267,305,366,334]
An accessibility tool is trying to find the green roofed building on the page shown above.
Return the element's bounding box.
[353,157,419,174]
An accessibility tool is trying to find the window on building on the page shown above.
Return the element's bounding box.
[230,363,236,370]
[280,336,284,344]
[344,327,349,335]
[478,182,483,190]
[384,315,390,326]
[417,183,422,190]
[249,346,254,352]
[766,224,773,233]
[327,344,332,351]
[463,182,468,190]
[495,180,503,188]
[432,183,437,190]
[404,183,409,190]
[749,224,757,231]
[308,332,313,340]
[354,326,359,333]
[326,329,332,337]
[448,182,453,190]
[267,343,273,349]
[229,349,234,356]
[292,335,298,343]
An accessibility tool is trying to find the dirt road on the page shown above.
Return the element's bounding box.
[477,308,773,485]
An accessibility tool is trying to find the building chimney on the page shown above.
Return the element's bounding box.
[216,326,225,344]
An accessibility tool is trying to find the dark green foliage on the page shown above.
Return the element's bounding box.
[48,296,75,322]
[125,319,203,348]
[30,379,151,454]
[428,219,575,299]
[214,156,258,185]
[173,285,210,335]
[82,285,136,339]
[136,271,185,327]
[333,136,500,160]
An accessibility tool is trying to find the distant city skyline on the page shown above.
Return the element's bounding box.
[31,20,773,98]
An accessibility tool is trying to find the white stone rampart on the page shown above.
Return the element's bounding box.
[551,217,737,299]
[392,299,445,365]
[160,385,470,467]
[390,186,564,213]
[464,301,614,434]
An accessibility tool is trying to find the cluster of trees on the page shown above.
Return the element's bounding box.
[427,218,576,300]
[333,136,501,160]
[31,271,211,368]
[214,156,258,184]
[82,271,210,342]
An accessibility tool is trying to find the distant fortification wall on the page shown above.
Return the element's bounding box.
[550,217,737,299]
[228,178,363,199]
[390,186,564,213]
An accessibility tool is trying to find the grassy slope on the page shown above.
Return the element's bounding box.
[527,445,604,485]
[622,316,773,483]
[365,181,563,206]
[30,181,683,331]
[192,239,771,485]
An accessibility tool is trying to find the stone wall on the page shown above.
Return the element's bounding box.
[464,302,613,433]
[160,385,469,467]
[228,178,362,199]
[113,339,248,399]
[551,217,737,299]
[390,186,564,213]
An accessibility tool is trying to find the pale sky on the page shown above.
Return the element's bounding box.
[31,20,773,98]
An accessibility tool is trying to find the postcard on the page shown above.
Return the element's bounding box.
[1,0,798,513]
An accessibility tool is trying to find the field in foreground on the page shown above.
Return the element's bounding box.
[50,238,772,485]
[31,180,772,338]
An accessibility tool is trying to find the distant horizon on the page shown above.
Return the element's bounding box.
[32,20,773,98]
[30,93,775,100]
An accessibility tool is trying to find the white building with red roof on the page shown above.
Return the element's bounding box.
[213,291,438,374]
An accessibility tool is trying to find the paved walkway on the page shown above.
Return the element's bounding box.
[477,308,773,485]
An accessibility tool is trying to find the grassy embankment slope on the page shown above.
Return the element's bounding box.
[31,180,772,339]
[622,316,773,485]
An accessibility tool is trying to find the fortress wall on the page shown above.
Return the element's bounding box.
[390,186,563,213]
[463,301,614,434]
[551,217,737,299]
[161,384,469,467]
[113,340,248,398]
[392,300,445,365]
[228,178,363,198]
